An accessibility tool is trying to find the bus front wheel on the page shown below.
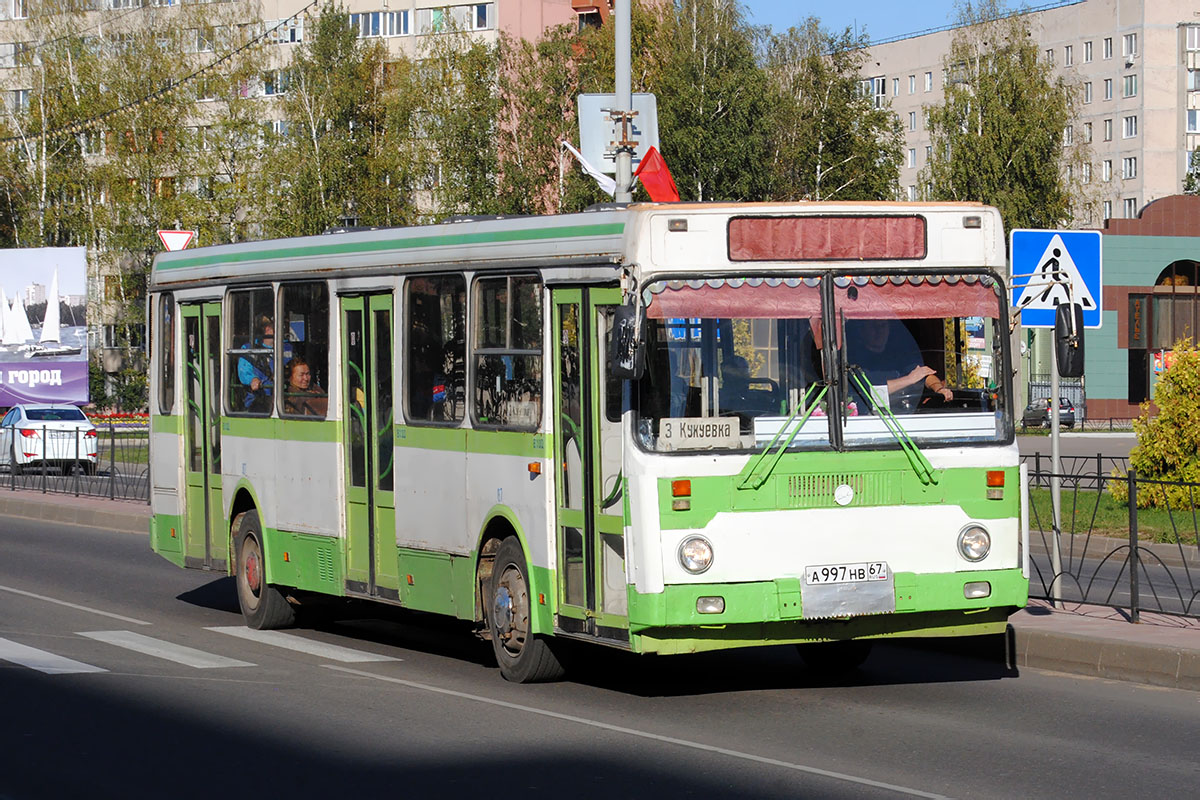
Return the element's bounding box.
[487,537,565,683]
[235,510,295,630]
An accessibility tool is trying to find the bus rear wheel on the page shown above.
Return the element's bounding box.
[487,537,564,683]
[796,640,873,674]
[235,510,295,630]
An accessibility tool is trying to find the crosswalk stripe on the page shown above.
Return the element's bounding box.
[78,631,256,669]
[0,637,107,675]
[207,626,399,663]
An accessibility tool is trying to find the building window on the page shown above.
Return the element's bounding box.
[1082,163,1092,183]
[1103,118,1113,141]
[6,88,29,114]
[925,145,932,161]
[1188,109,1199,133]
[1044,48,1054,64]
[1063,125,1073,145]
[1102,160,1112,181]
[1122,157,1137,179]
[262,70,289,96]
[266,17,303,44]
[472,275,543,430]
[892,77,899,96]
[908,111,916,131]
[924,71,932,92]
[1102,200,1112,220]
[10,0,27,19]
[1124,197,1138,218]
[1122,33,1137,57]
[1123,74,1137,98]
[906,185,917,201]
[1188,26,1200,51]
[1084,121,1092,143]
[908,74,916,94]
[1083,81,1092,103]
[405,274,466,425]
[1188,69,1200,91]
[1123,115,1137,138]
[871,76,886,108]
[1064,45,1073,66]
[1103,37,1112,59]
[350,11,409,38]
[1103,78,1112,100]
[908,148,916,168]
[1084,41,1093,62]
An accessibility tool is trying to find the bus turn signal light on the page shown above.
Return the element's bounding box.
[672,480,691,497]
[986,471,1005,487]
[528,462,542,475]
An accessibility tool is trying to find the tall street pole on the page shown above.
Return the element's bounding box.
[614,0,633,203]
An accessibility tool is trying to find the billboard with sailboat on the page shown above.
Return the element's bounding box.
[0,246,88,405]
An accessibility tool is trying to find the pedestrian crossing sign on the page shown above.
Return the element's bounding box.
[1010,229,1103,329]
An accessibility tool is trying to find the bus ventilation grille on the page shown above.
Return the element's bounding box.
[780,473,896,508]
[317,547,336,584]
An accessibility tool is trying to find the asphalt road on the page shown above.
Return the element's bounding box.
[2,517,1198,800]
[1017,431,1136,460]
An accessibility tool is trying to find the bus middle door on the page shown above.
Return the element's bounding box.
[181,301,226,570]
[552,288,628,641]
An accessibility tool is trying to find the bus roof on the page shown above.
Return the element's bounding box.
[149,202,1004,290]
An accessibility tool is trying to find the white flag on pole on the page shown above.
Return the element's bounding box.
[562,140,617,197]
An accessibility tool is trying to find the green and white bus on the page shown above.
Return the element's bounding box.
[149,202,1029,682]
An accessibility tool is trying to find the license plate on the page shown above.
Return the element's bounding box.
[805,562,889,585]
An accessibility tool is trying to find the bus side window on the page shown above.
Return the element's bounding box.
[159,293,174,415]
[472,275,542,430]
[279,282,330,419]
[405,274,466,424]
[226,287,275,416]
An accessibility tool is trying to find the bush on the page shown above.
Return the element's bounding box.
[1109,338,1200,509]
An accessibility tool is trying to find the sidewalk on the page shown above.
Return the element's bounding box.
[1,490,1197,692]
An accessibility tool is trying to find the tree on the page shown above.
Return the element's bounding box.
[1183,150,1200,195]
[764,18,903,201]
[1110,338,1200,509]
[921,0,1084,231]
[652,0,771,201]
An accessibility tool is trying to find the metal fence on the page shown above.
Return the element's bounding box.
[4,423,149,503]
[1026,467,1200,622]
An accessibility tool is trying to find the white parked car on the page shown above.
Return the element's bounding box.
[0,404,98,475]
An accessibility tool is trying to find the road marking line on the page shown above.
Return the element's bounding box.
[0,637,107,675]
[206,626,399,663]
[0,584,151,626]
[325,665,949,799]
[78,631,255,669]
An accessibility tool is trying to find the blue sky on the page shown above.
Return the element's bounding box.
[741,1,963,43]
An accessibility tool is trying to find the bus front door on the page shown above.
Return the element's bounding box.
[182,302,226,570]
[340,294,398,598]
[552,288,628,641]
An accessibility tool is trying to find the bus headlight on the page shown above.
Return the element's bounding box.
[678,536,714,574]
[957,525,991,562]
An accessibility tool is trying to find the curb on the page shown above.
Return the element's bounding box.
[1012,626,1200,692]
[0,492,149,536]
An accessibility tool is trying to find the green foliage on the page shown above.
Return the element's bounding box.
[1109,338,1200,509]
[921,0,1082,230]
[1184,150,1200,196]
[764,18,903,201]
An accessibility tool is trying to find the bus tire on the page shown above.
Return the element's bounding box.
[235,510,295,630]
[796,640,873,674]
[487,536,565,683]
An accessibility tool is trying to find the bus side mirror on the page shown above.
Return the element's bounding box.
[1055,303,1085,378]
[609,304,645,380]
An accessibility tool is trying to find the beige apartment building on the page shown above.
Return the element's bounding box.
[864,0,1200,224]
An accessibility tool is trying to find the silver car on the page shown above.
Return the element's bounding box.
[0,404,98,475]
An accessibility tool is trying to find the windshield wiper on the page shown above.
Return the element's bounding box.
[849,368,938,486]
[738,383,828,491]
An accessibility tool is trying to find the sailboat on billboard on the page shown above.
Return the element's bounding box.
[25,269,82,358]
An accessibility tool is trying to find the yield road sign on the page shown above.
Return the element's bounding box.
[158,230,196,251]
[1010,229,1102,328]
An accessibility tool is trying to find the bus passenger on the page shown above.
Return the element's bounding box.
[238,316,275,413]
[283,356,328,417]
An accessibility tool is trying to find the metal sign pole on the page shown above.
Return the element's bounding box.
[613,0,633,203]
[1050,334,1063,608]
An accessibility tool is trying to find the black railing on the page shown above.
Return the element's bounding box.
[1026,468,1200,622]
[5,423,149,503]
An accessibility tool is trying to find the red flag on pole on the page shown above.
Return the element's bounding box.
[633,146,680,202]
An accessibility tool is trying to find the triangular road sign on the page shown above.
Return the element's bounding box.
[158,230,196,251]
[1013,233,1097,312]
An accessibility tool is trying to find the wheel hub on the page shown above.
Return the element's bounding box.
[245,550,261,594]
[493,584,514,636]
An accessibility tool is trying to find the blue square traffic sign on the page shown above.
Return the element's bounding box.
[1010,229,1103,329]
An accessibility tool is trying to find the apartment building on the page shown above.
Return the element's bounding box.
[865,0,1200,224]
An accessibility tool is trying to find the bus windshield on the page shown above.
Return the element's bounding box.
[633,274,1009,452]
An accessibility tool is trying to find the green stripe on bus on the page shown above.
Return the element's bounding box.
[156,223,626,271]
[396,425,549,458]
[151,414,183,434]
[219,415,340,442]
